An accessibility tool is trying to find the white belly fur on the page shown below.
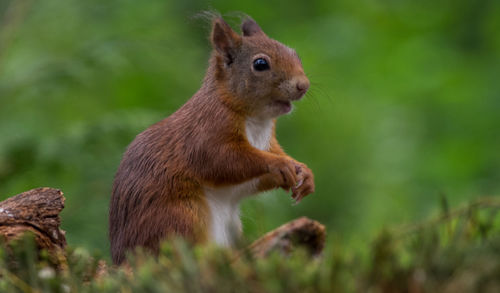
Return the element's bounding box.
[204,118,273,246]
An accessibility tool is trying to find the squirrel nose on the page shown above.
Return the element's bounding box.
[296,78,310,93]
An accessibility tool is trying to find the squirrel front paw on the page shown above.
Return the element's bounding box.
[291,162,315,203]
[259,158,298,191]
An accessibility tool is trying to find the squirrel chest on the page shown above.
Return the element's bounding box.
[203,118,273,246]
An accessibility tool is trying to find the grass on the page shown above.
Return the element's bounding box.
[2,197,500,292]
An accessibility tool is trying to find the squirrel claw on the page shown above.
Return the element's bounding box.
[292,195,302,205]
[291,190,303,205]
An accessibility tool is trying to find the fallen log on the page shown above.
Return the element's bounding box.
[0,187,325,261]
[247,216,326,258]
[0,187,66,253]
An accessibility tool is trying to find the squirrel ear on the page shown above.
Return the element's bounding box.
[211,18,241,65]
[241,18,265,37]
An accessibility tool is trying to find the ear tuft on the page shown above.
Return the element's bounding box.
[211,18,241,65]
[241,18,264,37]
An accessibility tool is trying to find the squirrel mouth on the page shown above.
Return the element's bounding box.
[273,100,293,114]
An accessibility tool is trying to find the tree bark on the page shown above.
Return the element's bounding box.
[0,187,325,261]
[247,216,326,258]
[0,187,66,253]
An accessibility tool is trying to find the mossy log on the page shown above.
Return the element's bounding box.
[0,187,66,253]
[247,216,326,258]
[0,187,325,259]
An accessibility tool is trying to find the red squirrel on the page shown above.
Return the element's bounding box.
[109,16,315,264]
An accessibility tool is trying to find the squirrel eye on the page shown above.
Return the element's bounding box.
[253,58,270,71]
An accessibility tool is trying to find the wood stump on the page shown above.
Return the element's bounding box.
[247,217,326,258]
[0,187,325,261]
[0,187,66,253]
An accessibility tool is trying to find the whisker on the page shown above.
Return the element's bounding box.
[311,83,335,104]
[306,72,336,104]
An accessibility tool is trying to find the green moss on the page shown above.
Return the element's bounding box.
[2,199,500,292]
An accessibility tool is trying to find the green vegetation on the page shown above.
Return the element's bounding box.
[2,198,500,292]
[1,0,499,287]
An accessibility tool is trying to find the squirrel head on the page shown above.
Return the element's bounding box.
[210,17,309,118]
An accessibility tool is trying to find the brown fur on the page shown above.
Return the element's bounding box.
[109,16,314,264]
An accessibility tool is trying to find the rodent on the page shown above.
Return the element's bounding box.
[109,16,315,265]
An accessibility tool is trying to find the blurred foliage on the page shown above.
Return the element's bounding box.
[3,198,500,292]
[0,0,499,259]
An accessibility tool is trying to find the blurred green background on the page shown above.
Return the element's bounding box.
[0,0,499,257]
